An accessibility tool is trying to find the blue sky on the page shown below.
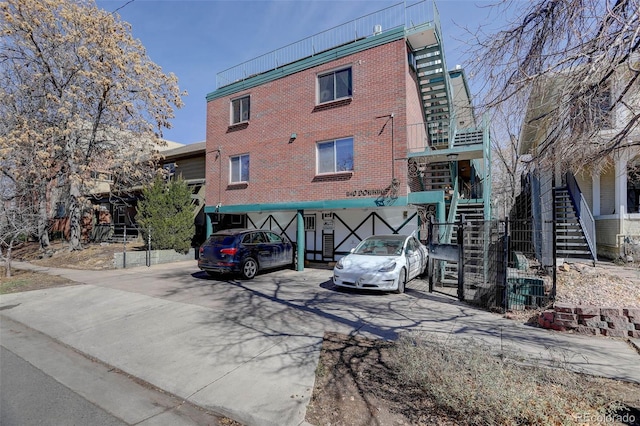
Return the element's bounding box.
[96,0,503,145]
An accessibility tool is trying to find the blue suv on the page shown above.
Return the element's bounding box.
[198,228,295,279]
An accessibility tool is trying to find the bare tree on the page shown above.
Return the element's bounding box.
[489,103,527,218]
[0,0,185,252]
[0,177,39,277]
[468,0,640,170]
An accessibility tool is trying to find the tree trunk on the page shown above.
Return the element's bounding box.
[5,244,12,278]
[68,193,82,251]
[1,244,12,278]
[38,194,50,254]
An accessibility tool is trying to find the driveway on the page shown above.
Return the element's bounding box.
[1,260,639,426]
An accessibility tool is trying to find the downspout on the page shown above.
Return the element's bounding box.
[296,210,305,271]
[391,113,395,180]
[206,146,222,237]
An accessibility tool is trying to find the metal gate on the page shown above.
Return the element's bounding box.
[427,218,555,312]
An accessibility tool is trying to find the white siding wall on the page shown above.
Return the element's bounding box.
[247,207,419,262]
[600,167,616,215]
[575,172,593,211]
[176,157,205,181]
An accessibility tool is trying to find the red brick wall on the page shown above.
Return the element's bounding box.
[404,45,424,128]
[206,39,413,207]
[538,304,640,338]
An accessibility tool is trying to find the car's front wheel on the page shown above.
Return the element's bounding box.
[394,268,406,294]
[241,257,258,279]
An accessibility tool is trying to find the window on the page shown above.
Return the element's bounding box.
[318,68,352,103]
[265,232,283,243]
[317,137,353,174]
[592,87,612,130]
[163,163,176,180]
[55,202,65,218]
[628,157,640,213]
[230,154,249,183]
[245,232,265,244]
[115,205,126,225]
[304,215,316,231]
[230,214,244,225]
[231,95,250,124]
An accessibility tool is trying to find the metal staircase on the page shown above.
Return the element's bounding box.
[421,162,452,190]
[441,201,485,286]
[555,188,594,260]
[413,37,451,148]
[190,183,205,219]
[453,129,484,147]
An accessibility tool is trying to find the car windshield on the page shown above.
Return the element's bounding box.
[353,238,404,256]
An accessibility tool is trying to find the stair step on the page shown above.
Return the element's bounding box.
[454,132,483,145]
[557,249,592,256]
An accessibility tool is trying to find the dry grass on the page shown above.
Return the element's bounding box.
[306,332,640,425]
[555,262,640,308]
[0,268,77,294]
[392,332,639,425]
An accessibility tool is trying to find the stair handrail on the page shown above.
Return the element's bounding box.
[565,172,597,260]
[443,177,460,243]
[448,110,457,150]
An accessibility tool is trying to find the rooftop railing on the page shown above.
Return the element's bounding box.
[216,1,434,88]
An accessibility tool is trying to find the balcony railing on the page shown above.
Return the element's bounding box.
[407,118,452,152]
[216,1,434,88]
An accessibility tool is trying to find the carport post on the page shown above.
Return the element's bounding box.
[205,213,213,238]
[296,210,305,271]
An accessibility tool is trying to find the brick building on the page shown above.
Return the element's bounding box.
[204,2,491,267]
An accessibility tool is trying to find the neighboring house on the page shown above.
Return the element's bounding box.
[204,2,491,266]
[518,69,640,261]
[86,139,187,242]
[160,141,207,245]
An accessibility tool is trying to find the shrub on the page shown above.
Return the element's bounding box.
[136,175,195,253]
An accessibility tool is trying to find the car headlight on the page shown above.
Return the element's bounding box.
[335,259,344,270]
[378,262,396,272]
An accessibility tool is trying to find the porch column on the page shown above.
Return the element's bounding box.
[205,213,213,238]
[615,155,628,216]
[592,174,600,216]
[296,209,305,271]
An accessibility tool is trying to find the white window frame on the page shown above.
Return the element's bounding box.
[230,95,250,125]
[230,154,250,183]
[316,137,354,174]
[317,67,352,104]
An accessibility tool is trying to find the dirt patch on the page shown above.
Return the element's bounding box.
[11,240,145,270]
[0,268,78,294]
[305,332,456,425]
[305,332,640,426]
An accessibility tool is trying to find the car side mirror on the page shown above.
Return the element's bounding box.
[350,248,355,253]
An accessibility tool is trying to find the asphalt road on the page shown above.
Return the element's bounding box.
[1,346,125,426]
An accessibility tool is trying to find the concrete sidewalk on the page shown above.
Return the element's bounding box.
[2,261,639,426]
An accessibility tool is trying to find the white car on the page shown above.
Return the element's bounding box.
[333,234,428,294]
